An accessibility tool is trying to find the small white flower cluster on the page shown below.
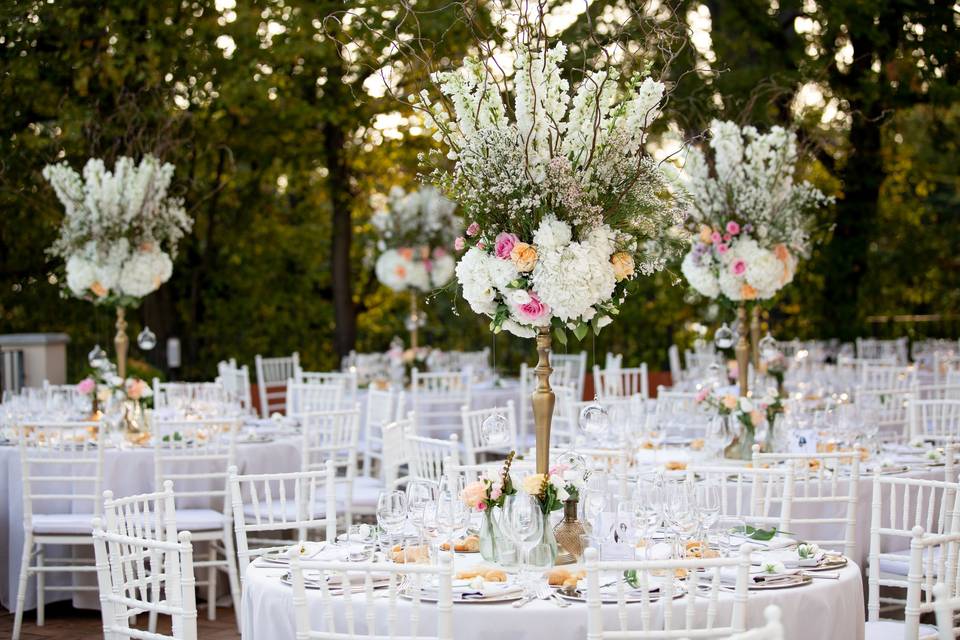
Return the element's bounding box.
[370,186,458,293]
[417,39,686,339]
[679,120,831,303]
[43,155,192,304]
[375,247,455,293]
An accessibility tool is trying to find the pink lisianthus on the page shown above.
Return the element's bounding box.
[423,259,433,273]
[730,259,747,276]
[490,483,502,500]
[494,232,519,260]
[723,233,732,242]
[76,377,96,395]
[716,243,729,254]
[433,247,447,259]
[477,501,487,511]
[454,237,465,251]
[711,231,722,244]
[517,291,550,322]
[476,240,486,250]
[466,222,480,237]
[726,221,741,235]
[695,388,710,403]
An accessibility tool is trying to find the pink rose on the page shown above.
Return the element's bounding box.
[490,485,502,500]
[517,291,550,322]
[494,232,519,260]
[730,259,747,276]
[466,222,480,237]
[433,247,447,258]
[454,237,465,251]
[477,240,486,250]
[76,377,96,395]
[716,243,729,254]
[723,233,732,242]
[695,388,710,403]
[711,232,722,244]
[423,259,433,273]
[477,501,487,511]
[460,481,487,510]
[726,221,740,235]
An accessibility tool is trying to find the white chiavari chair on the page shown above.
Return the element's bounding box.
[381,415,413,490]
[655,388,698,414]
[362,387,403,479]
[668,344,684,384]
[751,446,859,559]
[450,348,491,379]
[255,352,300,418]
[296,368,359,406]
[934,582,960,640]
[858,337,910,364]
[584,546,753,640]
[404,424,459,485]
[868,474,960,627]
[551,385,579,449]
[152,381,226,412]
[217,359,253,414]
[724,606,784,640]
[152,416,242,626]
[856,387,912,440]
[12,420,104,640]
[409,369,471,436]
[93,518,198,640]
[838,354,898,382]
[908,399,960,442]
[553,350,588,400]
[286,380,344,418]
[866,528,960,640]
[863,363,918,390]
[685,465,794,532]
[519,361,575,445]
[460,402,518,465]
[228,463,337,589]
[290,551,454,640]
[685,351,720,380]
[593,363,650,401]
[300,407,362,527]
[102,481,179,634]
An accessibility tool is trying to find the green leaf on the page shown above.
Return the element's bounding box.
[573,322,588,341]
[554,327,567,346]
[737,525,779,541]
[624,569,640,588]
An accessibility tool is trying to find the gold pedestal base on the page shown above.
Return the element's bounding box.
[115,307,128,379]
[735,304,750,398]
[532,327,555,475]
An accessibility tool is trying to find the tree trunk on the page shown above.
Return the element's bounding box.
[323,121,356,359]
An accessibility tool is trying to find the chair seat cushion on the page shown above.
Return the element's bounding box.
[877,546,942,577]
[31,513,96,534]
[865,620,937,640]
[176,508,228,531]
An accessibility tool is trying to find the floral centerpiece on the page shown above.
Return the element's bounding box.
[679,121,830,304]
[372,185,458,293]
[460,452,517,562]
[518,463,589,564]
[43,154,192,377]
[77,371,153,433]
[695,389,765,459]
[763,350,789,396]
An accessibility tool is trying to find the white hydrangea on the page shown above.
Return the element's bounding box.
[680,252,720,298]
[744,248,783,300]
[430,254,456,288]
[532,214,572,250]
[717,267,743,301]
[531,238,617,323]
[119,248,173,298]
[375,250,410,292]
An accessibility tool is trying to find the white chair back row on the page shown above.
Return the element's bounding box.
[594,362,650,401]
[296,367,359,405]
[255,352,300,417]
[217,359,253,413]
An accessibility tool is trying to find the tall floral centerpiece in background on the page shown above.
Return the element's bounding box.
[371,185,458,348]
[417,40,687,475]
[43,154,192,377]
[678,121,831,396]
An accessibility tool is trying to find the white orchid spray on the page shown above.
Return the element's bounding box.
[370,185,458,293]
[413,36,688,341]
[680,120,832,303]
[43,154,192,306]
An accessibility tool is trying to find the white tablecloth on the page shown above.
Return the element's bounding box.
[240,556,864,640]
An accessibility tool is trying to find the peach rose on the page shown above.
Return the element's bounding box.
[740,284,757,300]
[398,247,414,261]
[510,242,538,273]
[722,395,738,410]
[750,410,764,425]
[699,225,713,243]
[773,244,790,261]
[90,282,108,298]
[610,252,635,282]
[460,481,487,510]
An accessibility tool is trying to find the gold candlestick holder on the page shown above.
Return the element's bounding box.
[750,305,761,374]
[735,304,749,398]
[115,307,129,379]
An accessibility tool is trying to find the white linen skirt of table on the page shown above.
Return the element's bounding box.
[240,559,864,640]
[0,438,302,612]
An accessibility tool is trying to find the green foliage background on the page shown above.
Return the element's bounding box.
[0,0,957,382]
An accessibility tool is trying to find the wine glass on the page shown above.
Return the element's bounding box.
[376,490,408,539]
[434,490,469,555]
[695,482,721,541]
[405,480,438,545]
[505,494,543,595]
[582,487,606,532]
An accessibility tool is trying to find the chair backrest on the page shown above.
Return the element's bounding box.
[403,424,459,485]
[519,361,574,444]
[255,352,300,417]
[935,582,960,640]
[552,351,587,399]
[584,546,752,639]
[217,360,253,413]
[857,337,909,363]
[862,363,916,390]
[551,385,580,448]
[667,344,683,383]
[152,381,227,412]
[363,387,402,479]
[908,399,960,442]
[296,369,359,406]
[593,363,649,400]
[103,481,178,546]
[409,369,471,435]
[655,388,698,414]
[19,420,105,527]
[724,606,784,640]
[229,462,337,582]
[382,415,413,489]
[686,465,794,531]
[290,552,454,640]
[152,417,239,515]
[93,517,197,640]
[300,407,361,526]
[855,387,911,439]
[868,474,960,622]
[286,380,344,418]
[751,447,859,558]
[460,401,518,466]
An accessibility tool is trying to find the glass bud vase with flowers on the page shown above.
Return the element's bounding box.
[519,465,588,565]
[695,389,766,460]
[459,452,517,563]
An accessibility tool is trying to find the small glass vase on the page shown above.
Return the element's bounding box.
[554,499,587,565]
[723,417,755,460]
[478,508,500,563]
[122,399,146,434]
[540,510,559,565]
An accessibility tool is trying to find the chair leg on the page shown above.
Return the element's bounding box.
[207,546,217,621]
[221,528,243,631]
[13,531,34,640]
[36,545,45,626]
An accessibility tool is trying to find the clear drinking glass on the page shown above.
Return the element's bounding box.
[376,490,408,536]
[505,494,543,595]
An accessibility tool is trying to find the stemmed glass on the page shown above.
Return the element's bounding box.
[376,490,407,550]
[662,481,699,556]
[695,482,721,542]
[405,480,438,548]
[632,481,662,559]
[434,490,469,557]
[504,494,543,596]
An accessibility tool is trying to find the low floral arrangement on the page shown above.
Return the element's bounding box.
[416,39,687,340]
[763,351,789,391]
[77,372,153,408]
[520,460,589,514]
[679,120,831,303]
[371,186,458,293]
[460,451,517,511]
[43,155,193,306]
[695,389,765,436]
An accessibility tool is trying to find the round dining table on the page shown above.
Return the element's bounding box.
[240,552,865,640]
